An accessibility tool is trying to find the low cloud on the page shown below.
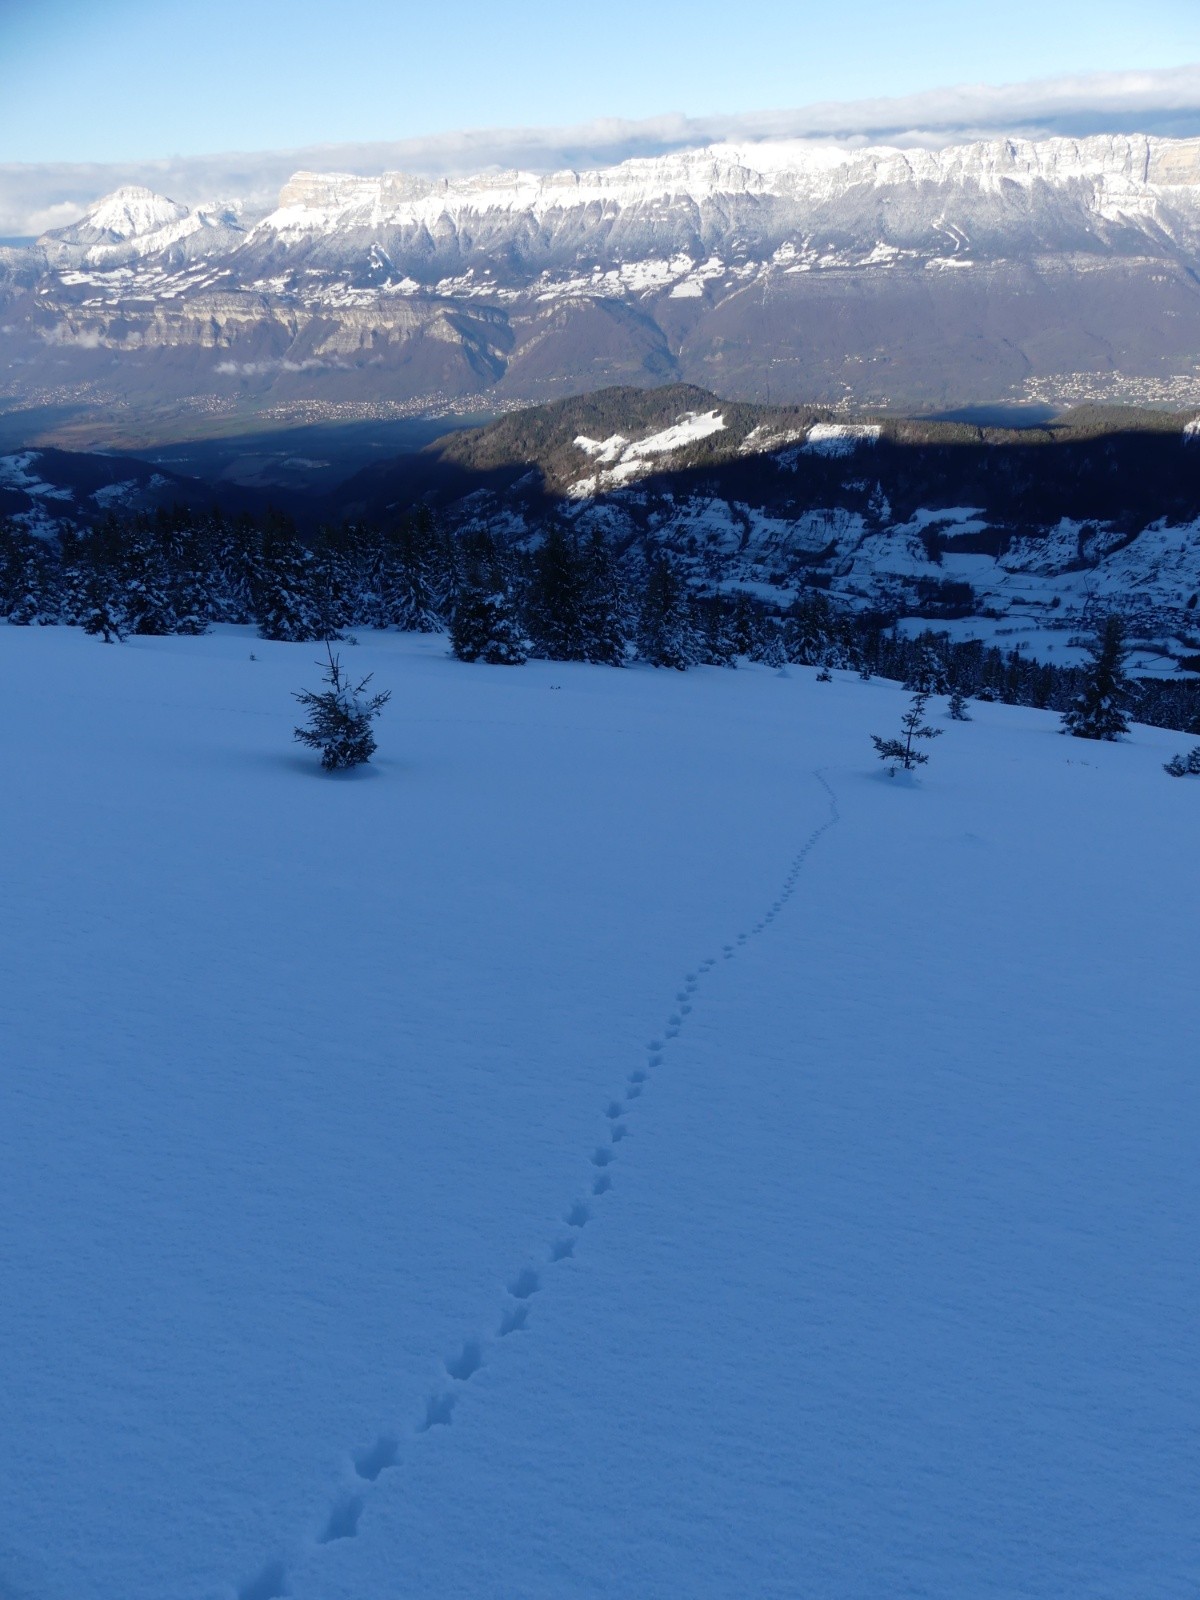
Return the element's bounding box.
[2,65,1199,238]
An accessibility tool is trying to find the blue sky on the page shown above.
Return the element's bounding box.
[2,0,1200,165]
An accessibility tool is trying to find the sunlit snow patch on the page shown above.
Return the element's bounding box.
[801,423,882,457]
[570,410,727,495]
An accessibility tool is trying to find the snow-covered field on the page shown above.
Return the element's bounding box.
[2,627,1198,1600]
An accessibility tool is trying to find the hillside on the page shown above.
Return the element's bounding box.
[1,625,1198,1600]
[337,387,1200,661]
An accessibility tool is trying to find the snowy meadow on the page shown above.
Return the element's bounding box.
[2,626,1198,1600]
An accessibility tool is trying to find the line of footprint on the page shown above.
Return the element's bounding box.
[235,772,840,1600]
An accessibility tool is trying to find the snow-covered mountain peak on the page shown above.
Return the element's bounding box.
[37,185,246,267]
[77,186,191,242]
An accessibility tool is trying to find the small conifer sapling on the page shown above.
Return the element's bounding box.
[293,646,391,771]
[872,691,943,775]
[948,688,972,720]
[1164,744,1200,777]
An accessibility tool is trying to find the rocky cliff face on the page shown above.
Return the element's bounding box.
[6,135,1200,442]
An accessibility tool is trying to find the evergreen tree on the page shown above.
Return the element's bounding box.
[450,542,527,666]
[785,593,832,665]
[904,634,950,695]
[730,592,762,658]
[309,525,357,640]
[577,530,628,665]
[119,517,176,636]
[1062,616,1132,740]
[636,553,700,670]
[0,528,58,624]
[872,691,943,774]
[293,646,391,770]
[948,687,972,720]
[450,586,527,664]
[696,595,738,667]
[371,516,445,633]
[750,618,788,669]
[79,568,127,643]
[525,524,588,660]
[251,517,324,642]
[1164,745,1200,777]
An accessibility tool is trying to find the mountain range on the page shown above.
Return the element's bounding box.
[4,133,1200,447]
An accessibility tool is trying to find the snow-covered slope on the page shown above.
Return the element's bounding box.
[1,625,1197,1600]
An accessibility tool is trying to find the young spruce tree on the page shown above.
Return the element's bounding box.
[294,646,391,771]
[872,691,943,775]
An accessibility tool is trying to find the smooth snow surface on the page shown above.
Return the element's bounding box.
[2,628,1198,1600]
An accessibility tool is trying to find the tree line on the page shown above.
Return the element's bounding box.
[2,506,1198,735]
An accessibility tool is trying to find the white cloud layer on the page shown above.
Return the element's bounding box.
[2,65,1199,239]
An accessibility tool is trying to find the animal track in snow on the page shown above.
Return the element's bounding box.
[319,1493,365,1544]
[499,1303,529,1336]
[418,1393,456,1432]
[231,771,840,1599]
[445,1340,483,1381]
[238,1561,289,1600]
[354,1435,398,1482]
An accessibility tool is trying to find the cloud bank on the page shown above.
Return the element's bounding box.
[3,65,1200,239]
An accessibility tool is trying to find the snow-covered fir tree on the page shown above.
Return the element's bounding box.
[79,568,127,643]
[449,533,526,665]
[0,529,56,625]
[948,688,972,720]
[696,596,738,667]
[750,619,789,669]
[904,635,950,696]
[577,531,629,666]
[251,519,325,643]
[293,646,391,770]
[636,553,700,670]
[450,584,527,664]
[1061,616,1132,740]
[1163,745,1200,776]
[785,594,833,665]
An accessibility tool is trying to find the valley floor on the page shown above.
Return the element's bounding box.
[1,629,1197,1599]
